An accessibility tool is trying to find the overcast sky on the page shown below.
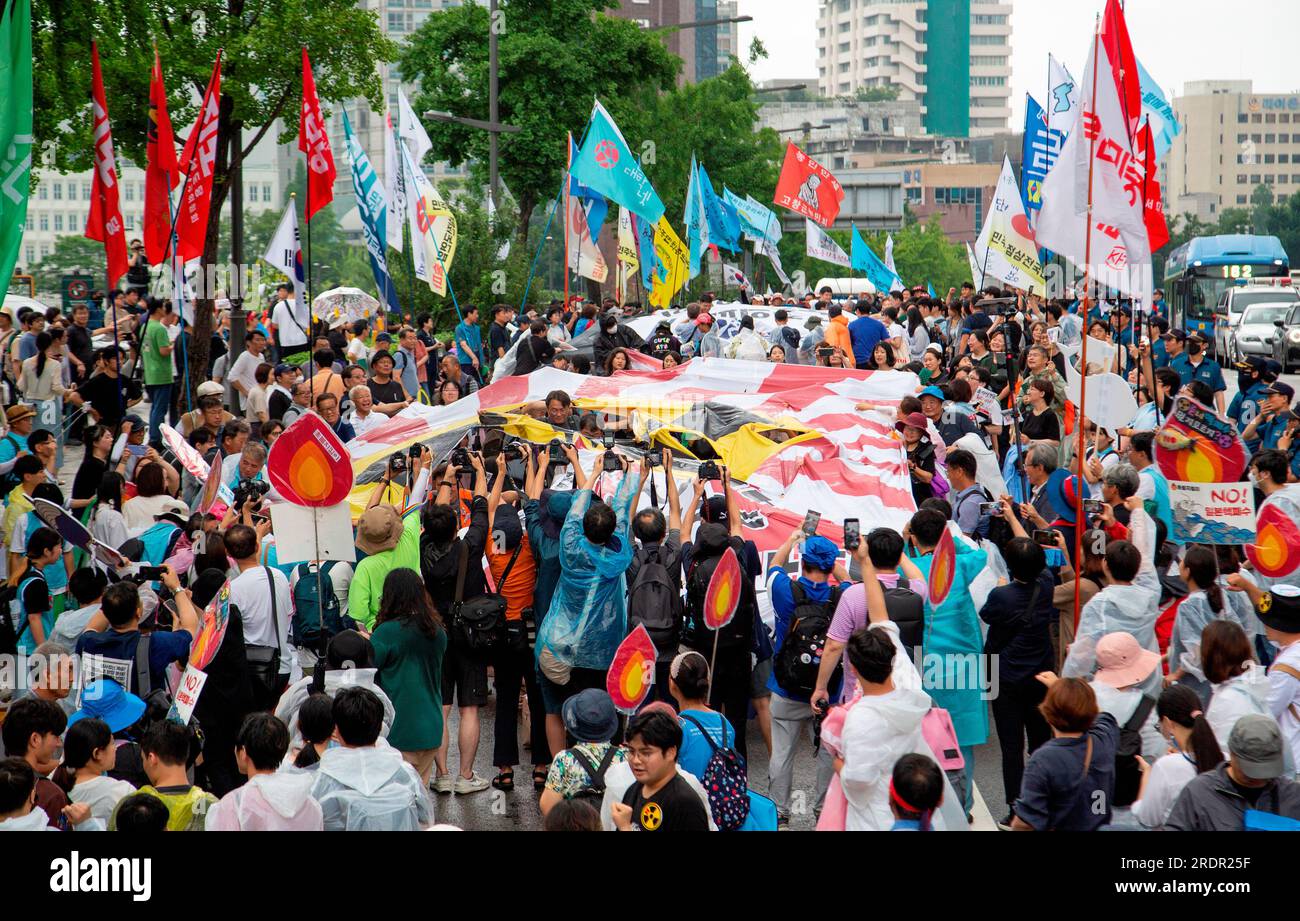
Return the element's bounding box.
[736,0,1299,126]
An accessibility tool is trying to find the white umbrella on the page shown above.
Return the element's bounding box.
[311,287,381,326]
[3,293,49,321]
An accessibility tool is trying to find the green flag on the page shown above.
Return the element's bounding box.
[0,0,33,285]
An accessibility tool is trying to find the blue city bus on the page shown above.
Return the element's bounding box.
[1163,234,1290,350]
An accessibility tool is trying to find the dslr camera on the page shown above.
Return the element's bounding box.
[232,477,270,510]
[451,447,472,469]
[388,451,407,475]
[698,459,721,481]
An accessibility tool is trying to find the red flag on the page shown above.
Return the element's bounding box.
[84,42,128,290]
[1137,121,1170,253]
[772,141,844,227]
[175,53,222,264]
[298,48,336,221]
[1101,0,1142,142]
[143,48,179,267]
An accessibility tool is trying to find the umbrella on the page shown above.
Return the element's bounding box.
[311,287,381,326]
[3,294,49,321]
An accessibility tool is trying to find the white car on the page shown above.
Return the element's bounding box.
[1215,285,1300,361]
[1232,302,1297,361]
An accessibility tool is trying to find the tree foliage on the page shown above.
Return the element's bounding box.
[32,0,397,402]
[400,0,679,245]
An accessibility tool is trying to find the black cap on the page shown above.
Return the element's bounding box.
[1235,356,1267,373]
[1262,381,1295,399]
[1162,328,1187,341]
[1257,584,1300,634]
[1187,330,1209,344]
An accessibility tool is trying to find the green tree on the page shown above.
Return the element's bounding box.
[400,0,679,248]
[32,0,397,403]
[29,236,110,292]
[853,86,900,103]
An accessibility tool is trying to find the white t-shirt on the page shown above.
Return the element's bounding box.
[229,350,265,400]
[246,386,270,423]
[1129,751,1197,828]
[349,410,385,438]
[346,338,371,364]
[230,565,296,677]
[1270,640,1300,772]
[92,506,129,551]
[122,494,188,536]
[70,775,137,825]
[273,300,310,348]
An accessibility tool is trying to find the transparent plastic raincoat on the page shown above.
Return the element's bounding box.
[535,475,640,671]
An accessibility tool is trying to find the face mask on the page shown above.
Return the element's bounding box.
[1238,372,1255,393]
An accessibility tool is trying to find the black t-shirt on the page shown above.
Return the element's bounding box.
[513,335,556,375]
[67,324,94,371]
[368,378,407,406]
[620,773,710,831]
[907,441,936,504]
[77,372,134,427]
[72,456,107,502]
[1020,407,1061,442]
[489,322,512,361]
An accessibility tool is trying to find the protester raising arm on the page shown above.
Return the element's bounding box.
[679,477,708,540]
[160,565,200,636]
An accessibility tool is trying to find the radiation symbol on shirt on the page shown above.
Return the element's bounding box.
[640,802,663,831]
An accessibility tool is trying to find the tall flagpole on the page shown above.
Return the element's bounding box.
[1074,18,1102,630]
[563,136,571,311]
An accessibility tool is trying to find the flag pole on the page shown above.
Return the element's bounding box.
[1074,18,1102,631]
[519,190,560,312]
[563,137,571,312]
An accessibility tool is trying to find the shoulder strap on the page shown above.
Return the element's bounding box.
[454,540,469,604]
[264,566,281,646]
[789,580,807,606]
[1079,735,1093,781]
[1269,663,1300,683]
[680,712,724,755]
[135,633,152,698]
[496,540,524,588]
[1125,694,1157,733]
[569,745,618,788]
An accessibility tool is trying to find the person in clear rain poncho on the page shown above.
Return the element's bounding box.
[535,447,644,680]
[1063,497,1161,696]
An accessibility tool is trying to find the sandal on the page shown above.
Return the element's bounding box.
[491,770,514,791]
[532,765,549,791]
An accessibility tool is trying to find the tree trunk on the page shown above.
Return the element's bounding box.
[515,190,537,248]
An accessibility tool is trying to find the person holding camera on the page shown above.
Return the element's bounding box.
[419,450,492,794]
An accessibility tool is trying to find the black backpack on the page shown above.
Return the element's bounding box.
[627,544,684,659]
[684,525,754,651]
[1112,695,1157,807]
[774,581,843,699]
[567,744,620,803]
[882,584,925,656]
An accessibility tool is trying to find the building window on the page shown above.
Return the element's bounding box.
[1281,134,1290,143]
[1283,114,1292,122]
[1252,134,1261,142]
[1210,203,1217,213]
[972,56,1007,66]
[1266,114,1277,123]
[39,244,48,258]
[263,184,272,202]
[82,182,91,198]
[53,213,62,231]
[970,34,1006,45]
[972,14,1008,24]
[1237,174,1248,183]
[25,246,34,265]
[387,11,404,31]
[25,213,32,230]
[124,183,134,202]
[1253,114,1262,123]
[1282,154,1291,163]
[1238,114,1248,123]
[125,214,135,231]
[970,76,1006,86]
[1238,195,1248,204]
[52,182,62,200]
[1251,174,1261,183]
[838,41,850,52]
[38,213,47,231]
[37,185,46,200]
[864,36,876,47]
[1281,175,1290,184]
[1265,154,1276,164]
[838,20,850,32]
[1266,133,1276,143]
[838,62,849,73]
[1266,175,1275,183]
[1237,133,1247,143]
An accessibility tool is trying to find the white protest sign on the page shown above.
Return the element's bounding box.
[1168,480,1256,545]
[167,664,208,725]
[269,502,358,564]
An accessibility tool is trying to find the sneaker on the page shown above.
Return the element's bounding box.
[996,814,1014,831]
[431,773,455,794]
[454,772,490,795]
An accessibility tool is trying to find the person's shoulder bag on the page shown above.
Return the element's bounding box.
[245,566,284,703]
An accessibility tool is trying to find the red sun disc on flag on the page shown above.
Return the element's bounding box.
[595,140,619,169]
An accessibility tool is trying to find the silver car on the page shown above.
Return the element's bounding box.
[1231,302,1297,360]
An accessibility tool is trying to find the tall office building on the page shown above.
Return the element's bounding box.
[1164,80,1300,224]
[815,0,1012,137]
[608,0,742,84]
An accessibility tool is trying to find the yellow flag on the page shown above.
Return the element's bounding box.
[617,207,639,271]
[648,216,688,309]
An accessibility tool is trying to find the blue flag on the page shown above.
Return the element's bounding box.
[697,163,740,252]
[685,155,704,279]
[571,99,664,225]
[1021,93,1066,223]
[569,136,608,242]
[927,282,936,299]
[1137,57,1180,161]
[342,109,401,314]
[850,224,902,293]
[631,212,665,290]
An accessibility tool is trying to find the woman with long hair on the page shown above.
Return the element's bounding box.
[906,306,929,361]
[372,567,447,786]
[1130,684,1223,828]
[71,424,114,511]
[18,330,72,403]
[1168,545,1229,703]
[603,346,632,376]
[869,342,896,370]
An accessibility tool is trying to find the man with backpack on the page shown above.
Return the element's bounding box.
[290,557,354,664]
[947,449,992,539]
[538,688,625,817]
[611,708,710,832]
[680,476,758,760]
[74,570,198,702]
[626,450,685,703]
[764,526,846,827]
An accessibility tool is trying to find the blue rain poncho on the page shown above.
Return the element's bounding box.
[535,475,640,671]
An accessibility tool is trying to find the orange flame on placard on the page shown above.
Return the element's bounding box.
[704,547,742,630]
[287,440,334,503]
[929,527,956,606]
[607,625,658,712]
[1246,504,1300,579]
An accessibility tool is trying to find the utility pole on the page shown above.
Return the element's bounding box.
[489,0,500,203]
